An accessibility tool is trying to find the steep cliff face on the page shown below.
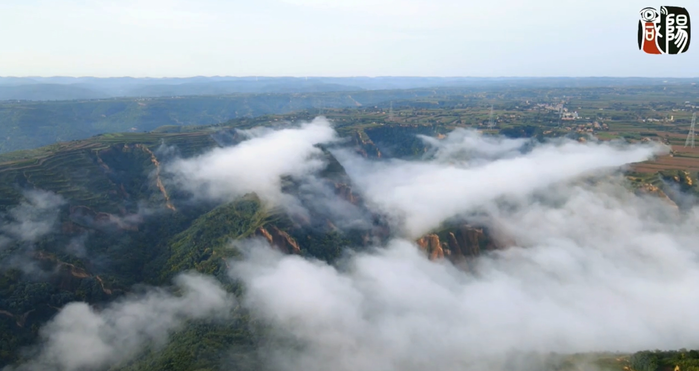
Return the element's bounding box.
[416,224,500,261]
[451,225,497,258]
[255,225,301,254]
[416,234,444,260]
[351,131,382,158]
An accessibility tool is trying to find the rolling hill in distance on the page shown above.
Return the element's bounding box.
[1,76,698,101]
[1,79,698,154]
[0,88,453,154]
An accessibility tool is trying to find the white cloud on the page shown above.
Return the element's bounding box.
[419,128,529,163]
[0,189,65,244]
[218,125,699,370]
[230,180,699,370]
[166,117,338,206]
[11,273,234,371]
[334,132,668,238]
[4,119,689,371]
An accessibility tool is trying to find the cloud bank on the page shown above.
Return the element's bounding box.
[334,132,667,237]
[166,117,337,206]
[9,273,234,371]
[166,121,667,239]
[230,180,699,371]
[204,121,695,370]
[419,128,529,163]
[9,119,683,371]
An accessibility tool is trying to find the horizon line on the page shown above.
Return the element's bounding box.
[2,75,699,80]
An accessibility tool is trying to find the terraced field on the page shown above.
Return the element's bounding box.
[0,131,218,212]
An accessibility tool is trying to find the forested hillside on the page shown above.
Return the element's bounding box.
[0,88,455,154]
[0,124,389,368]
[1,115,698,370]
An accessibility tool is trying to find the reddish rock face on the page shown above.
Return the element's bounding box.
[352,132,381,158]
[416,234,444,260]
[416,224,502,262]
[255,226,301,254]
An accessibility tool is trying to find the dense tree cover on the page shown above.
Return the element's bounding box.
[363,125,438,158]
[112,319,265,371]
[1,106,698,369]
[0,135,221,365]
[0,128,385,368]
[499,125,544,139]
[159,196,268,282]
[631,350,699,371]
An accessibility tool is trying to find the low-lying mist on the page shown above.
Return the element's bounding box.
[231,180,699,371]
[9,117,697,371]
[333,128,666,238]
[8,274,234,371]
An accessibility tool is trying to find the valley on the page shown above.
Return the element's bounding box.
[5,0,699,368]
[0,85,698,371]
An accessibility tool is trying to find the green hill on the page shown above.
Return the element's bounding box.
[0,88,458,154]
[1,111,698,370]
[0,123,384,368]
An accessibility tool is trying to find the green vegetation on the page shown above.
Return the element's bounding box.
[113,319,263,371]
[0,88,460,154]
[362,125,440,158]
[630,350,699,371]
[0,124,373,367]
[1,84,699,369]
[2,83,698,155]
[159,195,268,282]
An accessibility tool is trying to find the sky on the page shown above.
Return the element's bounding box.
[0,0,697,77]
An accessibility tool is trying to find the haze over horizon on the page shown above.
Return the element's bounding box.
[4,75,699,79]
[1,0,697,78]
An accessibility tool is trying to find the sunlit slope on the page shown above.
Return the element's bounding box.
[0,127,376,367]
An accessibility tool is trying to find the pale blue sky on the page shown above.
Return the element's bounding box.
[0,0,696,77]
